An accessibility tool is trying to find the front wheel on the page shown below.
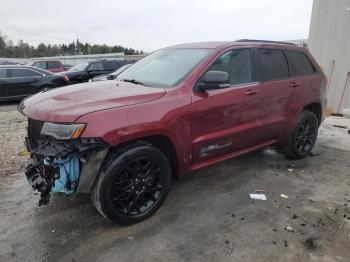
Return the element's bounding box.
[284,110,319,159]
[91,142,172,225]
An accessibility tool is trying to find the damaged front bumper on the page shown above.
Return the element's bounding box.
[25,135,108,206]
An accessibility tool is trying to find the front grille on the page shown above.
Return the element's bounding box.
[28,118,44,151]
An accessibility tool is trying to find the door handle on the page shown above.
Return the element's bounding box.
[244,90,258,95]
[290,82,299,87]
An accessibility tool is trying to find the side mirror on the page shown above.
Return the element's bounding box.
[195,71,230,92]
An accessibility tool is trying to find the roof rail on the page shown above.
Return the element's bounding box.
[235,39,297,46]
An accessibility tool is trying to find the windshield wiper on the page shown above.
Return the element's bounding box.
[121,79,150,87]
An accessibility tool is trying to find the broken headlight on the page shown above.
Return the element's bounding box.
[41,122,86,140]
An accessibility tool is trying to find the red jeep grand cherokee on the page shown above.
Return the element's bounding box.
[20,40,327,225]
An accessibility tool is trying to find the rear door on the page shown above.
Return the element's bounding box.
[255,48,292,142]
[191,48,262,162]
[284,50,320,116]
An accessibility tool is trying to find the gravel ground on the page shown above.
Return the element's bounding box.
[0,104,350,262]
[0,103,27,175]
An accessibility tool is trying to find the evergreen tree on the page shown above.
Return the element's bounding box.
[0,35,141,58]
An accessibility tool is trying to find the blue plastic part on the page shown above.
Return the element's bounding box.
[44,154,80,194]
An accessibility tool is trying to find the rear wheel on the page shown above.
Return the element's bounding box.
[284,110,319,159]
[91,142,171,225]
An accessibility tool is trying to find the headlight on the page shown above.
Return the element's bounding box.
[41,123,86,140]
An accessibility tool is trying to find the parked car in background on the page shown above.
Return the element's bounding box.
[66,60,132,84]
[90,62,135,82]
[30,60,67,73]
[21,40,326,225]
[0,65,69,101]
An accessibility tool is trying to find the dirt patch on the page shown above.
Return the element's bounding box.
[0,103,28,175]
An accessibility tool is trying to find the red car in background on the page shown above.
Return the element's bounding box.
[30,60,67,73]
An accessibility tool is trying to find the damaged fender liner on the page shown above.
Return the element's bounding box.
[25,136,109,206]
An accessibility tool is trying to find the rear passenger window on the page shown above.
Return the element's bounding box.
[207,48,252,85]
[285,51,316,76]
[258,49,289,81]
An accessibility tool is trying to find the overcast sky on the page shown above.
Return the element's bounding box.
[0,0,313,52]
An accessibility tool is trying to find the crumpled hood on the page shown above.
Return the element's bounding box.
[22,80,166,122]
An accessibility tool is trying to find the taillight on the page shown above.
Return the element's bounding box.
[63,75,69,81]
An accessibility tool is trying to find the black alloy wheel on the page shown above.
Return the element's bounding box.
[91,142,171,225]
[111,157,164,216]
[294,119,317,154]
[284,110,319,159]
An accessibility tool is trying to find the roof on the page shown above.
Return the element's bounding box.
[165,40,304,50]
[166,41,234,49]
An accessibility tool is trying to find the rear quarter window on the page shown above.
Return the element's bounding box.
[285,50,316,77]
[258,49,289,81]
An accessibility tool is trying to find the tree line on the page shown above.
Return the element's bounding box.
[0,32,143,58]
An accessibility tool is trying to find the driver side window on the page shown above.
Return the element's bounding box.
[207,48,252,85]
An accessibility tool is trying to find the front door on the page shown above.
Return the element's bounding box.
[191,48,262,163]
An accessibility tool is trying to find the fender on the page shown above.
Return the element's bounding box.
[76,88,193,175]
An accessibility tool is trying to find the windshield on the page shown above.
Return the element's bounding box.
[117,48,211,88]
[68,63,88,72]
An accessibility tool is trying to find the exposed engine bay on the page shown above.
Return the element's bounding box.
[24,118,108,206]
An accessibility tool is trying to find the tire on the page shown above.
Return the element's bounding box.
[91,142,172,225]
[284,110,319,159]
